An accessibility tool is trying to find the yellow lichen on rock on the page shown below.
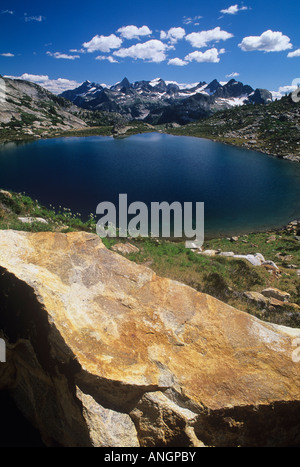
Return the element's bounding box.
[0,230,299,447]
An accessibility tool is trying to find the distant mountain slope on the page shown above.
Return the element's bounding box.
[60,77,273,124]
[0,76,88,136]
[0,76,127,142]
[167,94,300,162]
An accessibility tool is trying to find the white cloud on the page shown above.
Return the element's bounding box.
[271,82,299,99]
[117,25,152,40]
[96,55,118,63]
[168,57,188,66]
[46,51,80,60]
[113,39,171,63]
[83,34,123,53]
[239,30,292,52]
[0,53,14,57]
[4,73,81,94]
[1,10,14,14]
[160,27,186,44]
[183,16,203,25]
[24,14,45,22]
[270,91,282,99]
[226,72,240,77]
[220,4,248,15]
[186,27,233,48]
[279,85,297,93]
[10,73,49,82]
[287,48,300,58]
[69,48,85,53]
[185,48,222,63]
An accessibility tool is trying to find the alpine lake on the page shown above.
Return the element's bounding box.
[1,132,300,239]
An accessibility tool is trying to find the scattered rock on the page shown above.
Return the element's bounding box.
[0,190,12,199]
[199,250,280,269]
[17,217,48,224]
[261,288,291,302]
[268,297,287,310]
[230,236,239,242]
[201,249,218,257]
[244,290,300,312]
[232,253,265,267]
[262,260,279,270]
[243,291,269,308]
[111,242,140,255]
[276,253,293,262]
[263,264,281,276]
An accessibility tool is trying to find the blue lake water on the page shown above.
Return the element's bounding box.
[0,132,300,238]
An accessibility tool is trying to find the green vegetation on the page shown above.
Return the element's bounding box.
[1,188,298,328]
[0,189,97,233]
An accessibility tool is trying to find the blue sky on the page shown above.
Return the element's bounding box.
[0,0,299,96]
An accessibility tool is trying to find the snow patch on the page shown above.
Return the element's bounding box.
[150,77,163,87]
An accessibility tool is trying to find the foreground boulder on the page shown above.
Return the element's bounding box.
[0,230,299,447]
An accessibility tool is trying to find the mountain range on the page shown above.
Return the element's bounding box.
[60,77,273,125]
[3,74,297,162]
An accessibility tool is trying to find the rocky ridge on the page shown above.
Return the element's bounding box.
[0,76,126,142]
[60,77,272,125]
[168,94,300,161]
[0,230,299,447]
[0,76,87,139]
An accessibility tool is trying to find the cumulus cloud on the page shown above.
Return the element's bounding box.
[287,48,300,58]
[46,51,80,60]
[0,52,14,57]
[117,25,152,40]
[96,55,118,63]
[160,27,186,44]
[239,30,292,52]
[220,4,248,15]
[167,57,188,66]
[271,85,298,100]
[83,34,123,53]
[113,39,171,63]
[185,48,222,63]
[278,85,298,93]
[186,27,233,48]
[4,73,81,94]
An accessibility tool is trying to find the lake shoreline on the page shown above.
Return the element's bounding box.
[1,123,300,163]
